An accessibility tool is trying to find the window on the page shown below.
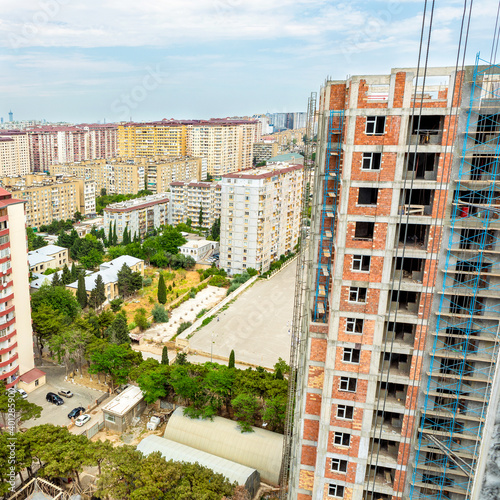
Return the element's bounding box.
[354,221,374,240]
[328,484,345,498]
[333,432,351,447]
[331,458,348,472]
[349,287,366,303]
[352,255,370,272]
[105,413,116,423]
[346,318,364,334]
[339,377,357,392]
[343,348,361,364]
[358,188,378,205]
[362,153,382,170]
[337,405,354,420]
[366,116,386,135]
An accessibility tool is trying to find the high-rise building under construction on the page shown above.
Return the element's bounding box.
[287,57,500,500]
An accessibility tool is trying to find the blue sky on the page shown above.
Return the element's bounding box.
[0,0,499,123]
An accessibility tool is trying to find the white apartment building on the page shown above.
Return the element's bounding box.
[169,181,221,229]
[0,132,30,177]
[220,162,303,275]
[0,188,43,391]
[104,193,169,242]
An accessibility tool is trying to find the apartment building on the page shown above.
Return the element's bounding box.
[0,174,96,227]
[27,124,117,172]
[219,163,303,275]
[0,131,30,176]
[145,157,202,193]
[104,193,169,242]
[0,188,42,390]
[252,141,279,164]
[28,244,69,273]
[117,119,257,177]
[289,61,500,500]
[169,181,221,229]
[50,158,145,195]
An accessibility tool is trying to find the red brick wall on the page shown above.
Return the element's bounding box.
[353,116,400,146]
[350,152,397,182]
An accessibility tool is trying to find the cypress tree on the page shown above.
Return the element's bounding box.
[275,367,284,380]
[51,272,62,287]
[112,221,118,246]
[123,226,130,245]
[61,264,72,285]
[157,274,167,304]
[108,222,113,245]
[228,349,235,369]
[133,232,139,243]
[161,346,169,365]
[70,262,78,280]
[76,274,87,309]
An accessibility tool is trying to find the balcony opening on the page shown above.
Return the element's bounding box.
[401,189,433,216]
[455,259,490,288]
[474,113,500,143]
[439,358,475,376]
[398,223,427,248]
[422,415,464,434]
[394,257,425,282]
[358,188,378,206]
[386,321,415,344]
[370,438,399,460]
[374,410,403,429]
[456,188,496,218]
[354,221,375,240]
[378,381,407,402]
[469,154,497,180]
[459,228,496,249]
[410,115,443,144]
[449,294,484,315]
[365,465,395,489]
[381,352,411,374]
[390,290,419,313]
[406,152,438,179]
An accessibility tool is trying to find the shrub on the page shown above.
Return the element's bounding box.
[201,316,214,327]
[128,321,137,331]
[227,282,240,296]
[110,298,123,312]
[152,303,169,323]
[43,268,57,275]
[196,308,207,318]
[189,291,196,299]
[208,275,230,287]
[176,321,192,335]
[142,276,153,287]
[246,268,258,277]
[134,308,150,331]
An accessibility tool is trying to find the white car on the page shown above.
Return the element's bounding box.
[75,414,91,427]
[16,389,28,399]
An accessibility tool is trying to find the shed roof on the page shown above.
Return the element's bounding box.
[164,407,283,485]
[102,385,143,416]
[137,435,260,496]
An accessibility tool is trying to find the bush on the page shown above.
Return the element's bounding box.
[152,303,169,323]
[134,308,150,331]
[128,321,137,331]
[43,268,57,275]
[196,308,207,318]
[176,321,192,335]
[201,316,214,327]
[227,282,240,296]
[189,291,196,299]
[208,275,230,287]
[110,298,123,312]
[246,268,258,277]
[142,276,153,287]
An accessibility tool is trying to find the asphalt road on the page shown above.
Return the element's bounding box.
[189,260,297,369]
[22,364,106,430]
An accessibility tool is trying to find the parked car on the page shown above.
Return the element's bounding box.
[58,389,73,398]
[68,406,86,419]
[16,389,28,399]
[46,392,64,405]
[75,414,91,427]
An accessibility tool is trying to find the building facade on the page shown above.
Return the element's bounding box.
[145,157,202,193]
[103,193,169,242]
[0,188,38,389]
[28,244,69,273]
[219,163,303,275]
[253,142,279,164]
[169,181,221,229]
[0,131,30,177]
[289,62,500,500]
[0,174,96,227]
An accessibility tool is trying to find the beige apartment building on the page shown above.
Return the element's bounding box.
[219,162,303,275]
[0,131,31,177]
[145,157,202,193]
[169,181,221,229]
[0,174,96,228]
[0,188,43,391]
[252,141,279,164]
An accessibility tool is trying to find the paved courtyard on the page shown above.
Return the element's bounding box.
[189,260,297,369]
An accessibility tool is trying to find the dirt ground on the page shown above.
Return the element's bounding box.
[121,267,202,322]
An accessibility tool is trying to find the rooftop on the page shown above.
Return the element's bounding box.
[268,153,304,162]
[28,245,67,267]
[102,385,143,416]
[223,162,303,181]
[104,193,169,213]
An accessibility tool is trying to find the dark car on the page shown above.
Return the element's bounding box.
[46,392,64,405]
[68,406,86,419]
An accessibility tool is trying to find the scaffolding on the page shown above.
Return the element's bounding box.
[278,92,317,499]
[312,109,344,322]
[410,54,500,500]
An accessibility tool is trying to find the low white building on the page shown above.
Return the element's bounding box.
[28,244,69,273]
[179,239,218,262]
[102,385,146,433]
[104,193,169,242]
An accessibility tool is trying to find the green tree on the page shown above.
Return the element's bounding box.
[112,221,118,246]
[107,313,130,345]
[73,211,84,222]
[198,205,203,228]
[122,226,131,245]
[228,349,235,369]
[61,264,72,285]
[27,227,47,251]
[210,217,221,241]
[262,394,287,433]
[161,346,169,365]
[76,274,87,309]
[231,393,260,432]
[31,303,64,355]
[70,262,78,280]
[117,263,142,298]
[157,273,167,304]
[89,274,106,311]
[134,308,149,331]
[138,365,171,403]
[0,383,42,431]
[51,271,62,287]
[274,357,290,375]
[152,303,168,323]
[109,297,123,312]
[31,284,80,320]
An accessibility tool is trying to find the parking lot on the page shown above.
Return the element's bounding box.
[22,364,106,430]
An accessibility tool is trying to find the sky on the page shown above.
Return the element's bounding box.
[0,0,499,123]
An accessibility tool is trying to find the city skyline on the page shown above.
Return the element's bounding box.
[2,0,500,123]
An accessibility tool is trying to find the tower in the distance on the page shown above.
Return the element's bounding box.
[8,110,13,122]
